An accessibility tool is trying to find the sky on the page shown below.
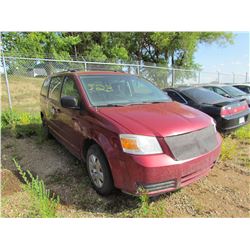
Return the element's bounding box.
[194,32,249,75]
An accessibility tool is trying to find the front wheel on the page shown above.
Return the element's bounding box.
[86,144,114,195]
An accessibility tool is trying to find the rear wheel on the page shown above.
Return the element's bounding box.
[86,144,114,195]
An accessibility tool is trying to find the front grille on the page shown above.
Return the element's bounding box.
[142,179,176,192]
[164,125,218,161]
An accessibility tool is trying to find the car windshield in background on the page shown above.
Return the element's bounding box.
[181,87,228,104]
[222,86,247,97]
[80,75,171,106]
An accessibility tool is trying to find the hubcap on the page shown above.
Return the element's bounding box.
[88,154,104,188]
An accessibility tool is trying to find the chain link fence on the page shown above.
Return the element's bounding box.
[0,56,249,112]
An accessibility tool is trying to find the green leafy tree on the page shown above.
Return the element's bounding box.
[2,32,81,74]
[2,31,234,82]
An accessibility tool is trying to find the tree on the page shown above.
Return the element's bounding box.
[2,32,81,74]
[2,31,234,78]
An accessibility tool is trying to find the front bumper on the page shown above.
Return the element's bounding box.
[117,133,222,196]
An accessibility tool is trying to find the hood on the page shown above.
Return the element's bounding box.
[98,102,213,137]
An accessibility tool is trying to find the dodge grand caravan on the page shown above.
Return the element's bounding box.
[40,71,222,196]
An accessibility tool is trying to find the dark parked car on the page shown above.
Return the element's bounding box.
[201,84,250,107]
[40,71,222,196]
[233,84,250,94]
[164,87,249,132]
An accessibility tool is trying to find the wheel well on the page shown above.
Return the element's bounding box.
[82,139,96,161]
[82,139,114,185]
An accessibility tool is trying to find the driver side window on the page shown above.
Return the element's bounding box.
[61,76,80,106]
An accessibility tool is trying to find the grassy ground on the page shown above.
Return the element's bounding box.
[1,110,250,218]
[1,75,44,112]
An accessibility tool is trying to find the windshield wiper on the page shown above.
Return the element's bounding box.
[141,101,169,104]
[96,104,129,107]
[96,100,169,107]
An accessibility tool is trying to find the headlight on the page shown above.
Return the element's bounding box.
[119,134,163,155]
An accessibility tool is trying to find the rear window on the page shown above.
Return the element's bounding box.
[222,86,246,97]
[181,87,228,104]
[41,77,50,96]
[48,76,64,102]
[235,86,250,93]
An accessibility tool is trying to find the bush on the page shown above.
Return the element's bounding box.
[1,109,20,129]
[1,110,42,138]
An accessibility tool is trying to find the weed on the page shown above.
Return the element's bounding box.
[220,136,237,162]
[1,109,20,129]
[13,159,60,218]
[137,187,150,216]
[1,110,43,139]
[233,124,250,140]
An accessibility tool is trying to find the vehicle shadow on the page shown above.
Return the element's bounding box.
[1,125,142,216]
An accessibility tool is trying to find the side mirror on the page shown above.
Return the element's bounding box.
[223,94,230,98]
[61,96,79,109]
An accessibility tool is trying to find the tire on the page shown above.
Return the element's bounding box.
[41,117,52,139]
[86,144,114,195]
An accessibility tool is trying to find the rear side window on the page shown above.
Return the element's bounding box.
[48,76,64,102]
[167,91,187,104]
[41,77,50,96]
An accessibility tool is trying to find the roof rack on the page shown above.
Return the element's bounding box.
[59,69,126,74]
[68,69,82,72]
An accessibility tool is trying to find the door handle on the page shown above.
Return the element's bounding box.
[51,106,61,114]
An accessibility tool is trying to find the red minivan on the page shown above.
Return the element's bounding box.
[40,71,222,196]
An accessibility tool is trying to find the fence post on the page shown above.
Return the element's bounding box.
[84,62,87,71]
[137,61,140,75]
[246,72,248,83]
[166,68,168,88]
[198,71,201,84]
[171,68,175,87]
[217,71,220,84]
[232,72,235,84]
[0,33,12,110]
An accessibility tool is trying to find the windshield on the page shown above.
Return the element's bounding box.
[181,87,228,104]
[80,74,171,106]
[222,86,247,97]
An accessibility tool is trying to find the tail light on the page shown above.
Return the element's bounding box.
[220,101,248,117]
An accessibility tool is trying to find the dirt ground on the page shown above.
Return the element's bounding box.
[1,133,250,218]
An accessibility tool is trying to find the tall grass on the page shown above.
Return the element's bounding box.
[220,136,238,161]
[220,124,250,162]
[1,110,43,140]
[13,159,60,218]
[233,123,250,140]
